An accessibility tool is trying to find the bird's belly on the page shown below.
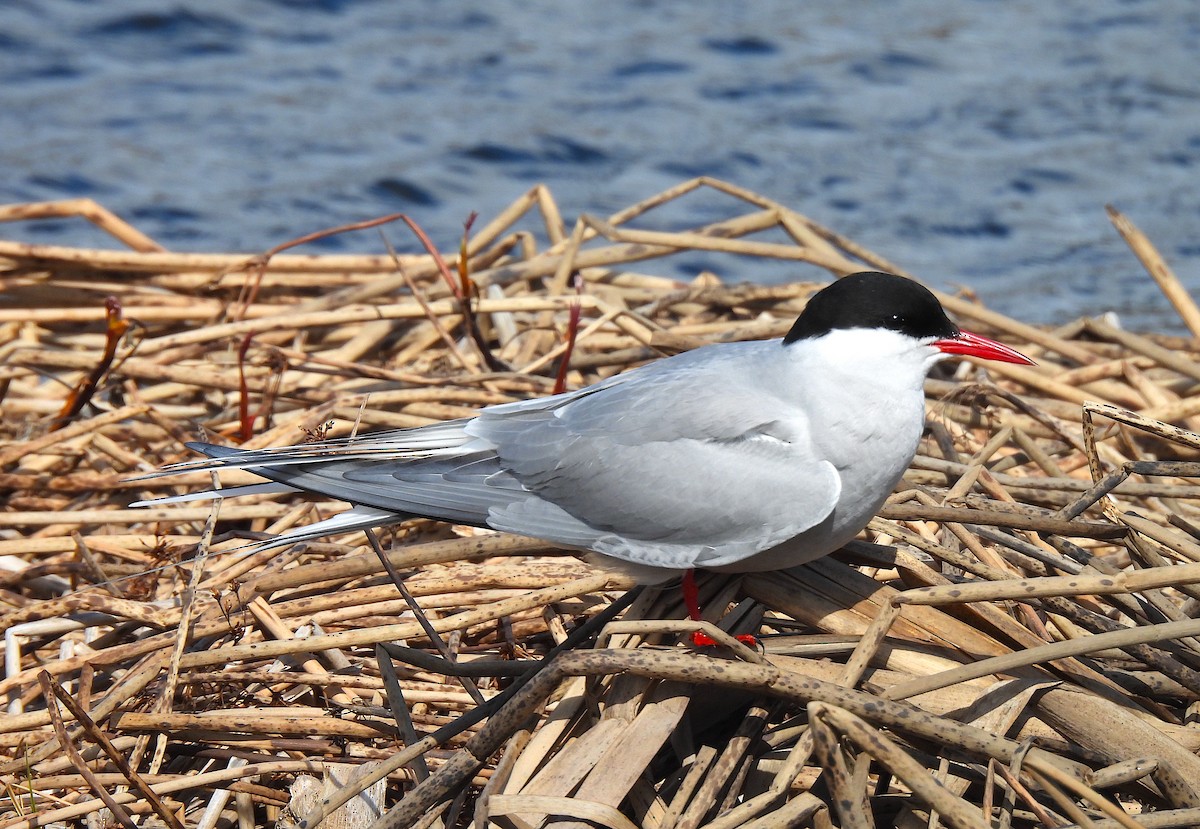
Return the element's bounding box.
[708,503,874,574]
[713,423,919,574]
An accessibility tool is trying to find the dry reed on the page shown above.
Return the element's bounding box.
[3,181,1200,828]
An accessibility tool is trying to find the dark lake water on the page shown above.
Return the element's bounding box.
[3,0,1199,331]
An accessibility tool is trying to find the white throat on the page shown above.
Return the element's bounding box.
[784,327,940,476]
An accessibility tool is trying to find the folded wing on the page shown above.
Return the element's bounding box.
[137,340,842,569]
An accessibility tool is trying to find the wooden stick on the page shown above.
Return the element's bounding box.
[1107,204,1200,338]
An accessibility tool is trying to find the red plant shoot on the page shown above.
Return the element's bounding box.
[553,272,584,395]
[50,296,131,432]
[237,332,256,442]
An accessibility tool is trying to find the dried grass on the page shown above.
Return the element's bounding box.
[3,181,1200,828]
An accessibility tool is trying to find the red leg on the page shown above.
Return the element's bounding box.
[681,568,702,621]
[684,569,720,646]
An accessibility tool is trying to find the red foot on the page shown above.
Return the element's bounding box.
[683,571,760,649]
[690,630,761,649]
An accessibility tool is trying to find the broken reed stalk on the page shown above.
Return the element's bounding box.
[2,180,1200,828]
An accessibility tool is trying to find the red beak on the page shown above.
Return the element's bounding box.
[933,330,1035,365]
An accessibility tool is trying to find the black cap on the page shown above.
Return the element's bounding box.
[783,272,959,345]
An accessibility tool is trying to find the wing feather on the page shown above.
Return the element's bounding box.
[138,338,844,571]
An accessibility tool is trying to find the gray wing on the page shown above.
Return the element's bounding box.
[141,340,841,570]
[472,341,843,569]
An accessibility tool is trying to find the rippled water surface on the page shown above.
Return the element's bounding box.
[3,0,1199,329]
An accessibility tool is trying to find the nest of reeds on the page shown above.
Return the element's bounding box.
[4,179,1200,829]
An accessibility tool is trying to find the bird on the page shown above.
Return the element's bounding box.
[135,272,1032,628]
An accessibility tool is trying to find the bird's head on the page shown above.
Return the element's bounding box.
[784,271,1035,367]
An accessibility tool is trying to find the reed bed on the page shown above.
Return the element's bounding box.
[3,179,1200,829]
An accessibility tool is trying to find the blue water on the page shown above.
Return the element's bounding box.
[3,0,1199,331]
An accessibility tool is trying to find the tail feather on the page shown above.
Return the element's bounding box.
[244,506,404,550]
[128,482,295,508]
[130,433,522,540]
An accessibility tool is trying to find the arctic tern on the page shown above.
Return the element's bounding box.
[135,271,1034,587]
